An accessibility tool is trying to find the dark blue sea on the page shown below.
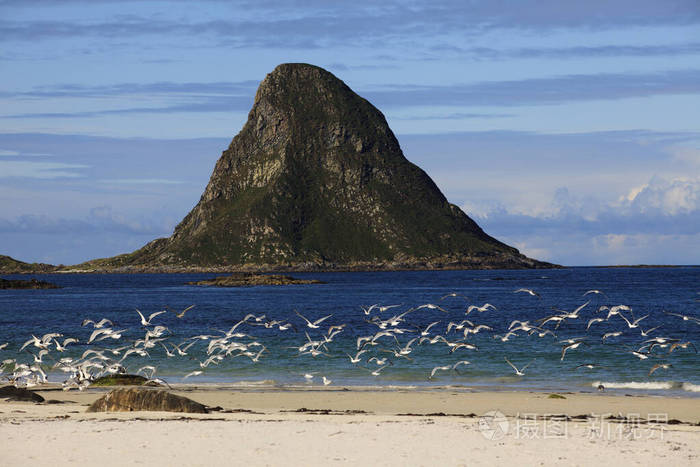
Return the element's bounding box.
[1,268,698,396]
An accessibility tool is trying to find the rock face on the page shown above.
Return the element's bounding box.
[86,388,208,413]
[188,273,324,287]
[0,385,45,402]
[89,63,554,271]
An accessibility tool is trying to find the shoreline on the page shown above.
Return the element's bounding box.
[3,264,700,275]
[4,385,700,424]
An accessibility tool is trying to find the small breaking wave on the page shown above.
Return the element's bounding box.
[592,381,700,392]
[228,379,277,387]
[682,382,700,392]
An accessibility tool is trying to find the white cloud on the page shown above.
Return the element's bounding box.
[0,160,88,178]
[464,175,700,265]
[99,178,184,185]
[623,176,699,215]
[0,149,52,157]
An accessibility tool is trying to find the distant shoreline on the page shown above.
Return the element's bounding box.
[3,264,699,274]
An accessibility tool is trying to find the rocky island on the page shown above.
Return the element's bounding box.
[4,63,557,273]
[0,277,60,289]
[188,273,324,287]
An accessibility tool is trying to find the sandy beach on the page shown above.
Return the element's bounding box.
[1,386,699,466]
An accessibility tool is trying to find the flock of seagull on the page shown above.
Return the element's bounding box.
[1,288,698,391]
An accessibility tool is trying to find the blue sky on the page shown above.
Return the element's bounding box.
[1,1,699,266]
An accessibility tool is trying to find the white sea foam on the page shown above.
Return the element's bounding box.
[592,381,678,390]
[682,382,700,393]
[228,379,277,387]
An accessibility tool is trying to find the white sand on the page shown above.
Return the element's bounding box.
[1,387,699,466]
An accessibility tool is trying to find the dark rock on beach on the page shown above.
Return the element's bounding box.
[188,272,324,287]
[86,388,209,414]
[0,385,45,402]
[0,277,60,289]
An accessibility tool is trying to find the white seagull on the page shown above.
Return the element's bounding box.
[429,365,452,379]
[135,309,167,326]
[505,357,534,376]
[514,288,540,297]
[295,311,333,329]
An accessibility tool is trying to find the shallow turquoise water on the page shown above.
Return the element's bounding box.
[0,268,698,396]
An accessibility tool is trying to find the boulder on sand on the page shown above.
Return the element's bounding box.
[0,385,45,402]
[86,388,208,413]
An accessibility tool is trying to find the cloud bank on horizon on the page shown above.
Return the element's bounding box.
[0,0,699,266]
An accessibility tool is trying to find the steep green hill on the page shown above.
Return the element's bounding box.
[0,255,58,273]
[84,63,554,271]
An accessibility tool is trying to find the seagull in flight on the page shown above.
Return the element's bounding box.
[668,341,697,354]
[601,331,622,342]
[346,350,367,364]
[440,292,468,301]
[560,341,587,360]
[640,325,662,337]
[169,305,195,319]
[664,311,700,324]
[369,365,389,376]
[648,363,672,376]
[586,318,605,330]
[429,365,452,379]
[574,363,604,370]
[136,309,167,326]
[361,304,400,315]
[583,289,607,298]
[466,303,497,314]
[417,321,441,337]
[618,313,649,329]
[81,318,113,328]
[514,288,540,297]
[415,303,449,313]
[295,311,333,329]
[504,357,534,376]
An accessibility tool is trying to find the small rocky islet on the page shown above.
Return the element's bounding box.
[0,277,60,289]
[187,272,324,287]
